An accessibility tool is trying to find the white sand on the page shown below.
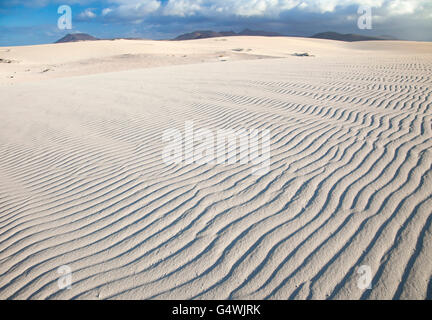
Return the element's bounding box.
[0,37,431,299]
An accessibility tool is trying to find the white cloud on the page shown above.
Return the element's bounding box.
[79,8,96,19]
[101,0,161,20]
[163,0,203,17]
[102,8,113,16]
[387,0,421,15]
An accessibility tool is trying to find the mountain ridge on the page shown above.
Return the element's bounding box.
[55,33,99,43]
[54,31,397,44]
[311,31,395,42]
[172,29,284,40]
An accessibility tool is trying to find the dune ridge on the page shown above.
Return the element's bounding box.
[0,37,431,299]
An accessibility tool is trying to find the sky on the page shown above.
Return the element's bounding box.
[0,0,431,46]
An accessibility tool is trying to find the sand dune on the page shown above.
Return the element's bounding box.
[2,36,429,84]
[0,37,431,299]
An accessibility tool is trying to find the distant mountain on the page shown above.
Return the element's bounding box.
[173,29,283,40]
[55,33,99,43]
[56,31,395,44]
[173,29,393,42]
[173,30,236,41]
[311,31,394,42]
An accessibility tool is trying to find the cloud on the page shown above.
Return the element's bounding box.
[79,8,97,19]
[163,0,203,17]
[387,0,422,15]
[101,0,161,22]
[102,7,113,16]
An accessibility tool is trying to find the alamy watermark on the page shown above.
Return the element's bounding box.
[57,265,73,290]
[357,5,372,30]
[58,5,72,30]
[162,121,270,175]
[357,265,372,290]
